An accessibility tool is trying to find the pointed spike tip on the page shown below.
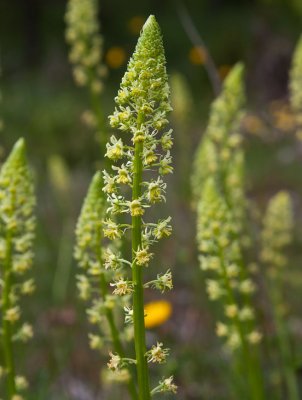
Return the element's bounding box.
[142,15,157,31]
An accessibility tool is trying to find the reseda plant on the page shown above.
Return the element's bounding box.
[0,138,36,400]
[194,65,264,399]
[104,15,176,399]
[261,191,299,400]
[74,171,138,399]
[65,0,107,149]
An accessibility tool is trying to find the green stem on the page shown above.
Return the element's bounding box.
[238,257,265,400]
[270,277,299,400]
[132,125,151,399]
[2,232,16,398]
[219,249,264,400]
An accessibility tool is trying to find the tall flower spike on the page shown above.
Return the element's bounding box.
[260,191,299,400]
[65,0,108,154]
[106,15,174,399]
[65,0,106,93]
[191,63,245,206]
[0,138,36,399]
[289,34,302,140]
[74,171,137,399]
[197,178,264,398]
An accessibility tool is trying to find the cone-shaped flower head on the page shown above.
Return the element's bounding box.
[109,15,172,135]
[74,171,104,271]
[261,191,293,270]
[0,138,36,275]
[192,63,245,204]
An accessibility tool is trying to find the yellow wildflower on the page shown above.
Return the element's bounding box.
[188,46,207,65]
[144,300,172,329]
[105,47,127,69]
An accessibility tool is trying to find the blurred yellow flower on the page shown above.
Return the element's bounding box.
[128,15,145,35]
[188,46,207,65]
[269,101,296,132]
[144,300,172,329]
[242,114,266,135]
[105,47,127,69]
[218,64,232,80]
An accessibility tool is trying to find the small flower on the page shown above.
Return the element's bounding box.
[226,330,241,350]
[77,275,91,300]
[206,280,224,301]
[15,375,28,390]
[12,396,24,400]
[159,376,177,393]
[103,219,122,240]
[129,199,144,216]
[151,270,173,292]
[102,171,116,194]
[143,148,157,165]
[110,279,133,296]
[239,307,254,321]
[239,279,255,294]
[152,217,172,239]
[107,352,122,371]
[21,279,35,295]
[225,304,238,319]
[105,136,124,161]
[216,321,228,337]
[159,151,173,175]
[248,330,262,344]
[89,333,103,350]
[16,323,33,342]
[161,129,173,150]
[103,247,122,270]
[147,342,169,363]
[135,246,153,266]
[146,178,166,204]
[4,306,21,323]
[113,164,131,184]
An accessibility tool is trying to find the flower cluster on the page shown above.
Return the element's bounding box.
[0,138,36,397]
[289,34,302,140]
[261,191,293,277]
[260,192,299,398]
[197,179,260,351]
[74,172,138,398]
[104,15,175,397]
[65,0,106,93]
[191,63,245,212]
[75,172,122,344]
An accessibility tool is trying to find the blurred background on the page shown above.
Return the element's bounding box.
[1,0,302,398]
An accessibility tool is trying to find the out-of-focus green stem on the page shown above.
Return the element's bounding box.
[270,278,299,400]
[219,249,265,400]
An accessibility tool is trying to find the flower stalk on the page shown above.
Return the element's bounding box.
[261,191,299,400]
[0,138,36,399]
[74,171,137,399]
[194,65,264,399]
[104,14,176,398]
